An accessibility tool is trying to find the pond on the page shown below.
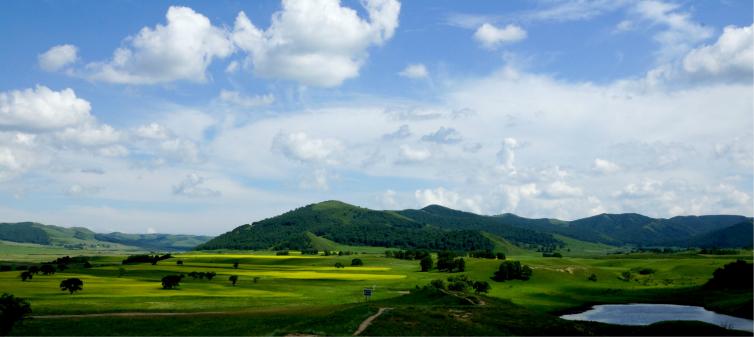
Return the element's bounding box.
[560,303,753,332]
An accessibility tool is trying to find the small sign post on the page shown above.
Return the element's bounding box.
[363,287,373,301]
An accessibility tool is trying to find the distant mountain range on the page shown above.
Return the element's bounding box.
[0,222,212,251]
[197,200,753,251]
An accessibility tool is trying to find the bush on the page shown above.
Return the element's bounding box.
[473,281,491,294]
[275,250,289,256]
[492,261,532,281]
[496,252,506,260]
[588,273,598,282]
[637,268,655,275]
[351,258,363,266]
[430,279,446,290]
[176,260,183,266]
[0,293,32,335]
[0,265,11,272]
[620,271,632,281]
[334,262,345,268]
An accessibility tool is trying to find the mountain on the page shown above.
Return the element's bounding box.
[671,220,753,248]
[94,233,214,251]
[0,222,212,251]
[495,213,751,247]
[197,201,560,251]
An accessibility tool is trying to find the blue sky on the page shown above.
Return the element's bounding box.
[0,0,752,235]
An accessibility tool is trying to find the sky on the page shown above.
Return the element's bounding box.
[0,0,752,235]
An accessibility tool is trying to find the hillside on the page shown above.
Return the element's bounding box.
[671,220,753,248]
[0,222,212,251]
[197,201,511,251]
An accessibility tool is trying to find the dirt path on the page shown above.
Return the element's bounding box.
[31,311,232,319]
[353,307,391,336]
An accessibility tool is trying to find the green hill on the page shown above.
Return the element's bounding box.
[0,222,212,251]
[672,220,753,248]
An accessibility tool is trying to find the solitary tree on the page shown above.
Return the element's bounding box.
[334,262,345,268]
[233,262,239,269]
[496,252,506,260]
[253,276,259,283]
[19,271,33,282]
[420,255,433,272]
[0,293,32,335]
[176,260,183,266]
[59,278,84,294]
[161,275,183,289]
[588,274,598,282]
[229,275,238,286]
[351,258,363,266]
[40,264,55,275]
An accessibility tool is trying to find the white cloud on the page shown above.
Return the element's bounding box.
[225,60,240,74]
[272,131,343,164]
[421,127,462,144]
[542,181,583,199]
[232,0,400,87]
[0,86,92,131]
[682,24,753,82]
[173,173,220,198]
[415,187,482,214]
[399,64,429,79]
[218,90,275,108]
[592,158,620,174]
[496,137,519,172]
[56,123,120,147]
[38,44,78,72]
[85,6,233,84]
[398,145,431,163]
[135,123,170,141]
[473,23,526,49]
[633,0,713,62]
[382,124,411,140]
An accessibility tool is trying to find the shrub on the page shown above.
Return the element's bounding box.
[351,258,363,266]
[496,252,506,260]
[637,268,655,275]
[588,273,598,282]
[620,271,632,281]
[176,260,183,266]
[430,279,446,290]
[334,262,345,268]
[0,293,32,335]
[276,250,289,256]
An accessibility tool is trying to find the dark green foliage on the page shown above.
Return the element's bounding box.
[0,222,51,244]
[469,249,495,258]
[399,205,562,247]
[496,252,506,260]
[176,260,183,266]
[187,271,216,280]
[117,268,126,277]
[161,275,183,289]
[637,268,655,275]
[705,259,753,289]
[419,255,433,272]
[699,248,739,255]
[275,250,290,256]
[39,264,55,275]
[56,263,67,272]
[59,278,83,294]
[387,249,429,260]
[587,273,598,282]
[232,261,239,269]
[436,252,465,273]
[229,275,238,286]
[492,261,532,281]
[83,261,92,268]
[334,262,344,268]
[253,276,259,283]
[19,271,32,282]
[542,252,562,258]
[196,201,494,251]
[430,279,446,290]
[27,266,38,275]
[300,248,319,255]
[0,265,11,272]
[677,221,753,248]
[350,258,363,266]
[0,293,31,335]
[620,271,632,281]
[473,281,491,294]
[122,254,172,265]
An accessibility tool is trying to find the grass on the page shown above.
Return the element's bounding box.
[1,243,752,335]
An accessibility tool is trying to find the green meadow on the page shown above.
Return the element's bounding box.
[1,243,752,335]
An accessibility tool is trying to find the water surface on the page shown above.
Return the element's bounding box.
[560,303,753,332]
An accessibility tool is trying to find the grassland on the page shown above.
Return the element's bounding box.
[1,243,751,335]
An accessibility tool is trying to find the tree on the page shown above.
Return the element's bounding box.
[229,275,238,286]
[57,264,67,272]
[456,258,466,272]
[161,275,183,289]
[492,261,532,281]
[430,279,446,290]
[253,276,259,283]
[176,260,183,266]
[420,255,433,272]
[0,293,32,335]
[233,262,239,269]
[28,266,39,275]
[351,258,363,266]
[334,262,345,268]
[496,252,506,260]
[19,271,33,282]
[205,272,217,281]
[705,259,753,289]
[588,273,598,282]
[473,281,491,294]
[40,264,55,275]
[59,278,84,294]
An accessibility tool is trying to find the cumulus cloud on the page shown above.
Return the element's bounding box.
[682,24,753,82]
[0,86,92,131]
[399,64,429,79]
[85,6,233,84]
[272,131,343,164]
[135,123,170,140]
[38,44,78,72]
[172,173,220,198]
[496,138,519,172]
[542,181,583,199]
[473,23,526,49]
[218,90,275,108]
[592,158,620,174]
[421,127,462,144]
[398,145,431,163]
[415,187,482,214]
[232,0,401,87]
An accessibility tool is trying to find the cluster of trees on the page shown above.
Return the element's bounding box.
[300,248,319,255]
[705,259,753,289]
[122,254,172,265]
[0,293,32,335]
[161,275,184,289]
[385,249,430,260]
[187,271,216,280]
[469,249,505,260]
[699,248,739,255]
[492,261,532,281]
[437,252,465,273]
[324,250,353,256]
[427,275,491,295]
